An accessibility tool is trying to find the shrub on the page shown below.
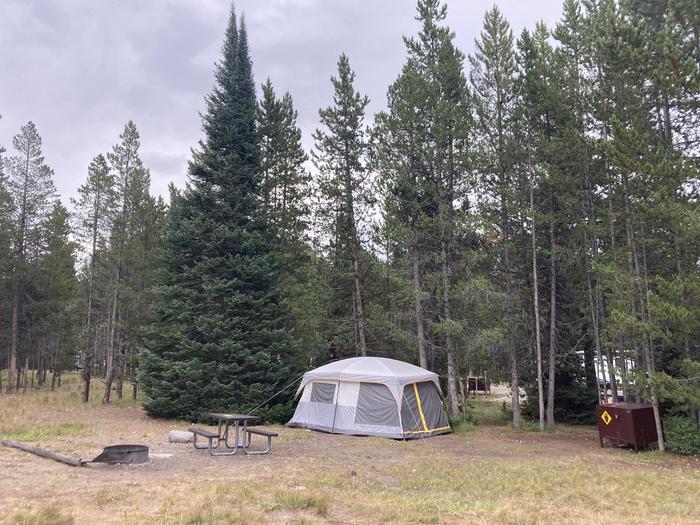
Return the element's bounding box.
[665,416,700,455]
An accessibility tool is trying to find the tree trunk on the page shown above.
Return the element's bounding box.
[83,194,99,401]
[412,229,428,370]
[8,288,18,393]
[530,181,545,432]
[441,237,459,417]
[116,352,123,399]
[82,355,92,403]
[639,230,665,452]
[131,362,138,400]
[0,439,84,467]
[546,198,557,429]
[103,284,118,404]
[503,206,520,428]
[22,356,28,393]
[350,240,367,357]
[589,276,607,403]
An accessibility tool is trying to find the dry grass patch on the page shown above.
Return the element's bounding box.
[275,428,315,442]
[0,422,90,442]
[374,456,700,524]
[5,503,75,525]
[266,489,329,516]
[92,487,132,508]
[1,376,699,524]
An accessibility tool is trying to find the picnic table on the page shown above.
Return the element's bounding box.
[210,412,258,451]
[189,413,278,456]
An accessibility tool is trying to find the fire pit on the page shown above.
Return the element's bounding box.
[90,444,149,464]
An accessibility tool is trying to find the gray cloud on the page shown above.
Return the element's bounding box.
[0,0,563,204]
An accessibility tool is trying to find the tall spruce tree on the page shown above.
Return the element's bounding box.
[257,78,310,247]
[139,7,297,421]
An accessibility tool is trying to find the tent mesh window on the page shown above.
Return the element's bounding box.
[310,382,336,404]
[355,383,400,426]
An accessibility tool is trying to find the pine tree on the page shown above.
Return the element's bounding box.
[376,0,471,415]
[0,128,13,389]
[5,122,57,392]
[33,201,80,388]
[102,121,148,403]
[71,154,117,401]
[119,166,164,400]
[374,60,434,370]
[470,6,522,426]
[313,53,372,357]
[139,7,297,421]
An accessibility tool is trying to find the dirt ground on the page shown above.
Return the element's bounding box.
[1,386,699,524]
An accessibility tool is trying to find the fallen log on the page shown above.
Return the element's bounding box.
[0,439,84,467]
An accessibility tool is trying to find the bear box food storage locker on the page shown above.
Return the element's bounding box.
[595,403,659,452]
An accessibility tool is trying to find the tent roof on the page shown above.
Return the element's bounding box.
[297,357,440,398]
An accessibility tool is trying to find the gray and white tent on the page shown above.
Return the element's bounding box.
[287,357,451,439]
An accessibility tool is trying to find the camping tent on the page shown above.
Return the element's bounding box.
[287,357,451,439]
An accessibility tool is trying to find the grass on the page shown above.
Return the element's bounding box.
[276,428,316,442]
[8,504,75,525]
[283,453,700,524]
[267,489,329,516]
[2,377,699,524]
[93,488,131,508]
[0,422,90,441]
[138,457,700,525]
[0,373,144,409]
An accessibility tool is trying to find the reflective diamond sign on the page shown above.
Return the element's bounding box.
[601,410,612,426]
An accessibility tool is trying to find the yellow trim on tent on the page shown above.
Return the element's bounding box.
[405,426,451,434]
[413,382,429,432]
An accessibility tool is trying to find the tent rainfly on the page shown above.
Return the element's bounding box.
[286,357,451,439]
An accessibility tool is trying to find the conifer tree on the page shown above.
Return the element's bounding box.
[71,154,117,401]
[470,7,522,426]
[139,7,296,421]
[374,60,434,370]
[33,201,80,386]
[0,131,13,388]
[257,78,309,246]
[313,53,372,357]
[119,167,164,400]
[377,0,470,416]
[103,121,148,403]
[5,122,56,392]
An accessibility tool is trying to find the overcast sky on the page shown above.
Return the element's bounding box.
[0,0,564,205]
